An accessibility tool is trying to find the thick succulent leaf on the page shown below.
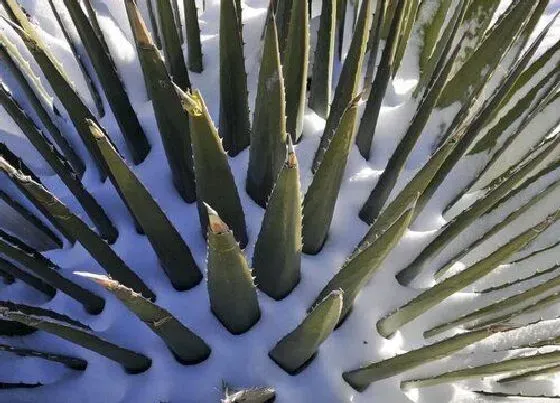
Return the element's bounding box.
[0,310,151,373]
[206,206,260,335]
[246,13,287,207]
[312,0,373,171]
[184,0,203,72]
[303,97,359,254]
[79,273,210,364]
[308,0,335,118]
[391,0,420,78]
[219,0,251,155]
[87,119,201,291]
[378,210,560,338]
[0,342,87,370]
[178,89,248,247]
[155,0,191,90]
[125,0,196,202]
[269,290,342,374]
[253,141,301,300]
[283,0,309,142]
[313,200,415,321]
[0,257,56,297]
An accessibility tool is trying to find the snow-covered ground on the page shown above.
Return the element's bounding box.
[0,0,560,402]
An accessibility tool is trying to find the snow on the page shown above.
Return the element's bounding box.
[0,0,559,402]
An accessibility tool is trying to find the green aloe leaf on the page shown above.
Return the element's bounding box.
[269,290,342,374]
[343,326,515,391]
[499,364,560,383]
[313,199,416,322]
[308,0,335,118]
[478,263,560,295]
[283,0,309,142]
[355,0,406,159]
[78,273,211,364]
[222,385,276,402]
[253,140,302,300]
[206,205,260,335]
[362,0,387,97]
[246,12,287,207]
[0,342,87,370]
[155,0,191,90]
[391,0,420,78]
[0,309,151,373]
[378,210,560,338]
[125,0,196,202]
[401,349,560,390]
[0,227,105,314]
[0,83,117,243]
[219,0,251,155]
[0,156,155,300]
[303,97,359,254]
[146,0,163,49]
[178,89,248,247]
[62,0,150,164]
[312,0,373,171]
[184,0,203,72]
[87,119,201,291]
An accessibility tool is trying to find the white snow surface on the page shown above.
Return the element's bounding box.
[0,0,559,402]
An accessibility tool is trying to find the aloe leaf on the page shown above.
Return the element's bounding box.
[512,238,560,266]
[0,382,42,389]
[0,83,118,243]
[0,257,56,297]
[378,210,560,338]
[0,157,155,300]
[0,319,35,336]
[253,140,301,300]
[246,13,287,207]
[206,205,260,334]
[283,0,309,142]
[312,0,373,171]
[61,0,151,164]
[0,310,151,373]
[401,349,560,390]
[313,199,415,322]
[125,0,196,202]
[435,176,560,280]
[47,0,104,117]
[0,228,105,314]
[146,0,163,49]
[335,0,346,61]
[355,0,406,159]
[0,30,85,176]
[308,0,335,118]
[154,0,191,90]
[397,131,560,286]
[78,273,210,364]
[379,0,398,39]
[358,30,464,224]
[219,0,251,155]
[276,0,292,56]
[475,391,560,400]
[87,119,201,291]
[184,0,203,72]
[303,97,359,254]
[362,0,387,97]
[82,0,109,55]
[2,0,109,180]
[0,301,91,329]
[0,189,62,249]
[391,0,420,78]
[178,89,248,247]
[343,326,513,391]
[0,343,87,370]
[269,290,342,374]
[412,18,548,220]
[436,0,540,108]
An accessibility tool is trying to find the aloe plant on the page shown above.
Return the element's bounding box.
[0,0,559,401]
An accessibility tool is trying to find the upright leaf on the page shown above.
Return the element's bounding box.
[206,206,260,334]
[219,0,251,155]
[184,0,203,72]
[246,13,287,207]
